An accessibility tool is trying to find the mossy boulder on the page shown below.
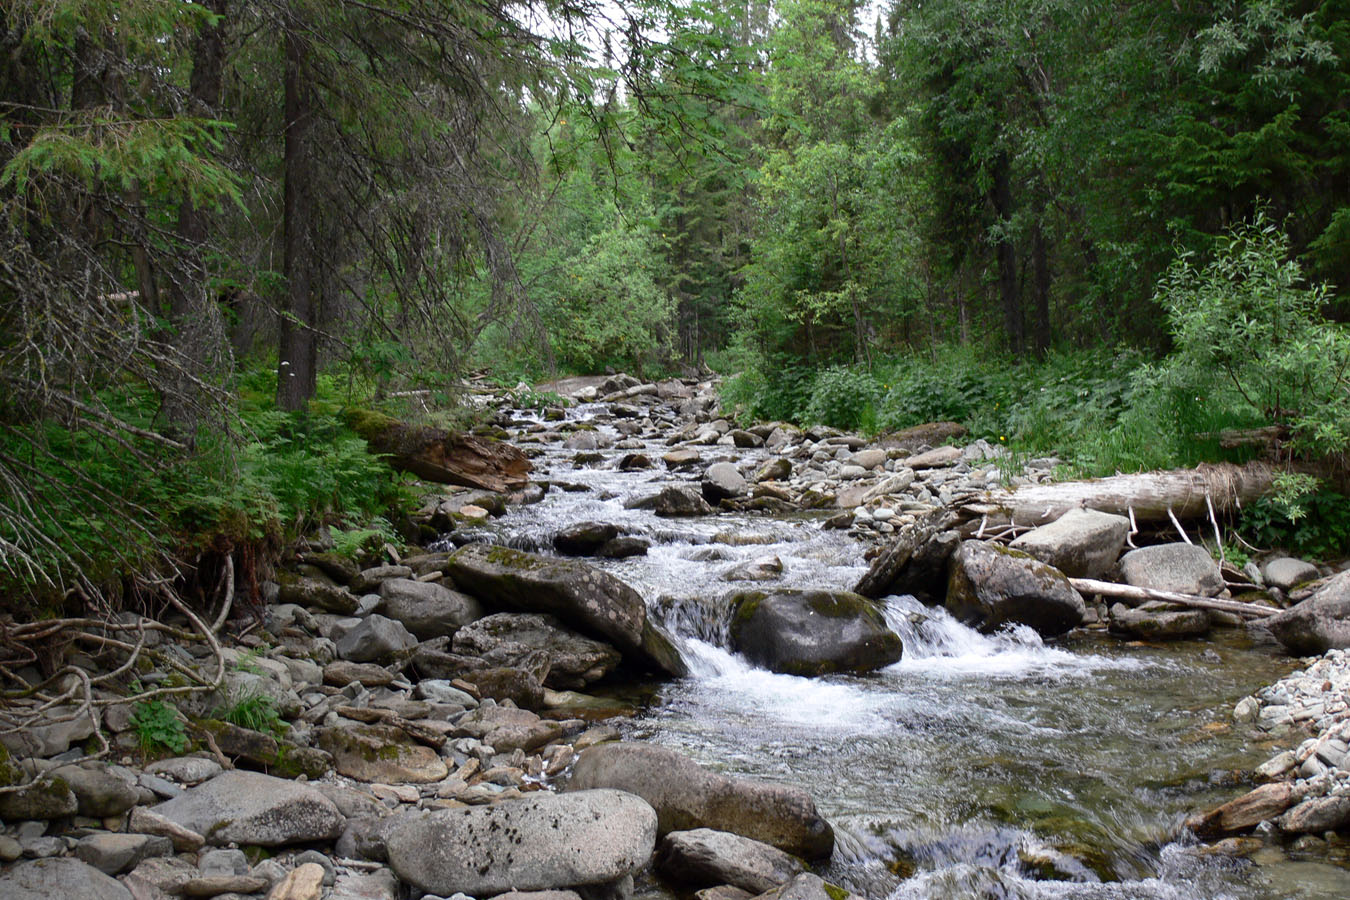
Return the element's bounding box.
[728,589,903,676]
[945,540,1085,636]
[446,543,686,677]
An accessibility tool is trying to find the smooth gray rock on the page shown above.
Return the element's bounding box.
[1263,557,1319,592]
[761,873,865,900]
[1119,543,1224,596]
[447,543,685,676]
[351,564,414,595]
[0,857,132,900]
[414,679,480,707]
[1108,602,1210,640]
[703,463,748,503]
[728,589,902,676]
[623,485,714,517]
[146,757,223,786]
[50,764,138,817]
[721,556,784,583]
[554,522,621,556]
[0,775,78,820]
[0,704,98,758]
[74,832,172,875]
[1009,508,1130,579]
[946,540,1085,636]
[386,789,657,897]
[379,578,483,640]
[149,770,344,847]
[1264,570,1350,656]
[453,613,622,689]
[335,613,418,662]
[565,742,833,860]
[656,829,805,894]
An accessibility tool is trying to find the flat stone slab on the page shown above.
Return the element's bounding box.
[149,770,344,847]
[386,789,656,897]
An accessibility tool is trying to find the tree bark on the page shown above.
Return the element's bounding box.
[991,155,1023,356]
[1031,216,1050,358]
[278,8,317,411]
[1068,578,1276,619]
[960,461,1287,529]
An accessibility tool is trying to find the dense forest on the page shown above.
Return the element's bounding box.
[3,0,1350,602]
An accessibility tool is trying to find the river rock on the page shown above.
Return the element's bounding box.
[1008,508,1130,579]
[1185,782,1295,839]
[0,857,132,900]
[149,770,344,847]
[721,556,784,583]
[728,589,902,676]
[1119,543,1224,596]
[905,446,962,469]
[655,829,805,894]
[50,763,139,817]
[378,578,483,639]
[453,613,622,689]
[703,463,748,502]
[460,665,547,709]
[565,742,834,860]
[0,704,99,758]
[1262,557,1319,591]
[454,704,565,753]
[945,540,1085,636]
[1262,569,1350,656]
[446,543,686,676]
[0,775,78,820]
[1108,602,1210,639]
[335,614,418,662]
[756,458,792,482]
[127,806,206,852]
[597,536,650,559]
[317,724,449,783]
[279,575,359,615]
[385,789,657,897]
[853,515,958,602]
[324,659,395,687]
[664,449,703,469]
[1278,794,1350,834]
[625,484,714,516]
[74,833,172,876]
[554,522,621,556]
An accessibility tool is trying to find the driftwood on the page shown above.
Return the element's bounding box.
[345,409,533,493]
[1069,577,1276,619]
[960,461,1287,529]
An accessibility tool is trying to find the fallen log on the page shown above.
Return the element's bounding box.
[343,408,532,493]
[1068,577,1276,619]
[960,461,1291,529]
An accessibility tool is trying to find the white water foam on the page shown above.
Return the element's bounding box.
[882,595,1152,680]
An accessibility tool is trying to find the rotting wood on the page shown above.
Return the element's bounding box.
[1068,577,1277,619]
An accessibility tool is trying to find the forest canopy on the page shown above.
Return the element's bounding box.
[2,0,1348,599]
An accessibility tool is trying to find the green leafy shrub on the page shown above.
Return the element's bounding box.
[1240,485,1350,560]
[803,366,882,430]
[130,698,188,755]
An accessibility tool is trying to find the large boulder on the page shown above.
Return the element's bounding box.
[1119,543,1224,596]
[446,544,686,676]
[148,771,344,847]
[1263,569,1350,655]
[565,742,834,860]
[0,858,132,900]
[335,614,418,662]
[702,463,748,503]
[945,540,1085,636]
[378,578,483,640]
[852,513,958,602]
[728,590,902,676]
[655,828,805,894]
[624,485,714,517]
[385,790,656,897]
[453,613,622,689]
[1008,508,1130,578]
[553,522,620,556]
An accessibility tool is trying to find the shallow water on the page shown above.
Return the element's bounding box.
[479,406,1348,898]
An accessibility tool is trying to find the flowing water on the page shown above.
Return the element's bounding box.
[461,404,1350,899]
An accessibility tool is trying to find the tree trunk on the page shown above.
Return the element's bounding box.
[959,461,1288,529]
[278,11,318,412]
[1068,578,1275,619]
[1031,216,1050,358]
[991,156,1023,356]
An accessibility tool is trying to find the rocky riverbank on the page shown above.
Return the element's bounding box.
[3,372,1349,899]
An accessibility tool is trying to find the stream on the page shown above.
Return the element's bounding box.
[448,398,1350,899]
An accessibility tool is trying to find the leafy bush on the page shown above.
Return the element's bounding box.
[131,698,188,755]
[803,365,882,430]
[1153,213,1350,456]
[1240,486,1350,560]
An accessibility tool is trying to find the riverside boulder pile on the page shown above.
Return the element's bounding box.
[7,370,1350,897]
